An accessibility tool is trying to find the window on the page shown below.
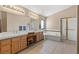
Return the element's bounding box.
[40,20,45,30]
[19,25,27,31]
[19,26,22,31]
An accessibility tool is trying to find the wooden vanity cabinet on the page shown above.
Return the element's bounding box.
[35,32,40,42]
[0,39,11,54]
[35,32,44,42]
[11,37,20,54]
[0,32,43,54]
[12,35,27,54]
[20,35,27,50]
[40,32,44,40]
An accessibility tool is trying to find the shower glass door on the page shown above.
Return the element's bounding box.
[68,18,77,41]
[61,17,77,41]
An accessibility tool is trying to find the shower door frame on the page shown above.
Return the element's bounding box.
[60,17,76,41]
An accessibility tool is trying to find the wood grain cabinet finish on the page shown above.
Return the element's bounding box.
[35,32,44,42]
[12,35,27,54]
[40,32,44,40]
[35,32,40,42]
[0,32,43,54]
[20,35,27,50]
[11,37,20,54]
[0,39,11,54]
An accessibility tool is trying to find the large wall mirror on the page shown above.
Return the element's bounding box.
[29,18,38,31]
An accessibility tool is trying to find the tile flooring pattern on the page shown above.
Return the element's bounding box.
[19,39,77,54]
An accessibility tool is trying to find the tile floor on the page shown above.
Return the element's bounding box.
[19,39,77,54]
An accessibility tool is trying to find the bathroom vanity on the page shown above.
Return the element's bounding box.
[0,31,44,54]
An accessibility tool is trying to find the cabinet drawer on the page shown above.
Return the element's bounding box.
[0,39,11,46]
[21,36,27,39]
[20,36,27,50]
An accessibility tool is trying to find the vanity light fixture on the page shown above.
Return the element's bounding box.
[29,11,39,19]
[0,5,25,15]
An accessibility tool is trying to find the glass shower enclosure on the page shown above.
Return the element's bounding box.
[60,17,77,41]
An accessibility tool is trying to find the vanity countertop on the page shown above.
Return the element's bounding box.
[0,30,43,40]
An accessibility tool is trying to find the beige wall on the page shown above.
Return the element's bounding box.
[46,6,77,31]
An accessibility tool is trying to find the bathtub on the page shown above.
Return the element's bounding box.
[44,31,61,41]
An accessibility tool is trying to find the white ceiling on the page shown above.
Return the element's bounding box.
[23,5,72,16]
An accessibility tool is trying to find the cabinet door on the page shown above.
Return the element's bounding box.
[40,32,44,40]
[20,36,27,50]
[12,37,20,54]
[0,39,11,54]
[36,32,44,42]
[36,32,40,42]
